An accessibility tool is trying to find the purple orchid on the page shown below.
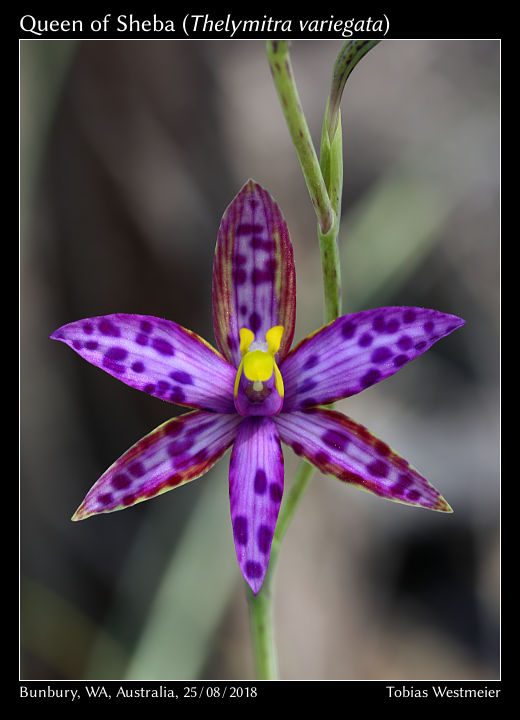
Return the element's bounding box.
[51,180,464,594]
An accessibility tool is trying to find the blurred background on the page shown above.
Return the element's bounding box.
[20,39,499,680]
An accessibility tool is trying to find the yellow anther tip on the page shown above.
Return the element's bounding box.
[266,325,284,356]
[239,327,255,356]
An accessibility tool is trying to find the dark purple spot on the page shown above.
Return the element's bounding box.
[251,236,265,250]
[301,396,319,408]
[85,340,98,350]
[164,422,183,437]
[249,312,262,333]
[128,462,145,478]
[98,319,120,337]
[122,493,136,506]
[257,525,272,554]
[136,333,148,346]
[291,442,303,456]
[415,341,427,351]
[368,459,389,478]
[269,482,283,503]
[132,361,145,373]
[170,387,186,403]
[394,354,408,367]
[322,429,348,451]
[193,448,208,463]
[105,346,128,361]
[393,474,412,494]
[297,378,317,394]
[403,308,417,323]
[424,320,435,334]
[235,253,247,265]
[167,437,193,456]
[358,333,373,347]
[240,304,248,316]
[303,354,318,370]
[83,322,94,335]
[102,352,126,375]
[251,267,273,285]
[156,380,170,395]
[407,489,421,502]
[238,223,264,236]
[246,560,263,579]
[99,493,113,506]
[372,315,386,333]
[227,334,238,351]
[341,320,357,339]
[170,370,193,385]
[140,320,153,334]
[254,469,267,495]
[152,337,174,356]
[360,368,381,388]
[72,340,82,350]
[386,318,400,333]
[234,267,247,285]
[233,515,248,545]
[315,451,331,465]
[371,346,392,363]
[112,473,131,490]
[397,335,413,351]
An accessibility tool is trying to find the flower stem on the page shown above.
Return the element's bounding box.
[318,101,343,323]
[247,578,278,679]
[266,41,334,235]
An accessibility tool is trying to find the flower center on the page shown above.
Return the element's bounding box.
[234,326,284,416]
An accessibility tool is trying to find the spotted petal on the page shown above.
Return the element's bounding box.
[281,307,465,410]
[229,416,284,593]
[51,314,236,413]
[275,408,451,512]
[72,411,242,520]
[212,180,296,368]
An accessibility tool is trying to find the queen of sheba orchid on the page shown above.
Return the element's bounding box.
[51,180,464,594]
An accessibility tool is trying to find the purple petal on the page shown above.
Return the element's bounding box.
[72,411,242,520]
[51,314,236,413]
[280,307,465,410]
[275,408,452,512]
[228,416,284,594]
[212,180,296,368]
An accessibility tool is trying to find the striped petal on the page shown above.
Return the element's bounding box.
[51,314,236,413]
[281,307,465,410]
[275,408,451,512]
[229,416,284,594]
[212,180,296,368]
[72,411,242,520]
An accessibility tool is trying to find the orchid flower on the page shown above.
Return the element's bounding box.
[51,180,464,594]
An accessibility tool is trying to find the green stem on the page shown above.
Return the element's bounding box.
[247,576,278,679]
[319,102,343,324]
[266,40,334,235]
